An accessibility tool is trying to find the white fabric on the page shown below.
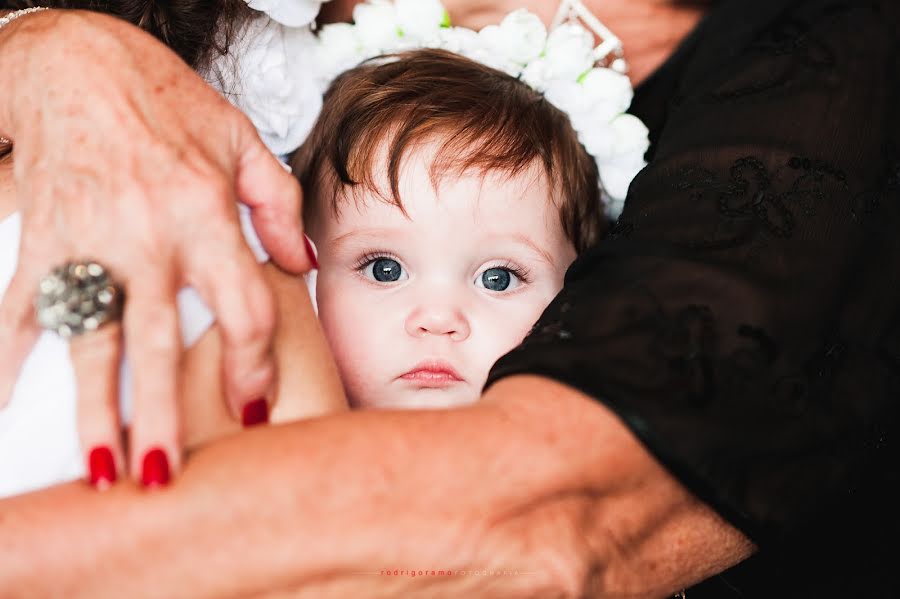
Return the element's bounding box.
[245,0,330,28]
[206,13,323,157]
[0,205,273,498]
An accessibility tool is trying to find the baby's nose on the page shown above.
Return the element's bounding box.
[405,303,470,341]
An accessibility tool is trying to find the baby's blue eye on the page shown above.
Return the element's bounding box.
[481,267,512,291]
[372,258,402,282]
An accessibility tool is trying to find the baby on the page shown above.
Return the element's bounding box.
[292,49,607,409]
[0,7,633,497]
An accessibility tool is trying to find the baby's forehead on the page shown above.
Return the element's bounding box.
[334,140,557,213]
[318,172,561,262]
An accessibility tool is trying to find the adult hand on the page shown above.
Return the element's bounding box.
[0,10,315,484]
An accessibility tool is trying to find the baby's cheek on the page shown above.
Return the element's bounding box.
[318,293,360,363]
[316,284,385,401]
[472,303,542,376]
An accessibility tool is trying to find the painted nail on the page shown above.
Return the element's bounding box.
[88,446,116,490]
[141,448,170,488]
[242,397,269,427]
[304,236,319,270]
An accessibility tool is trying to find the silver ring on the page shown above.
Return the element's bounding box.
[35,261,124,338]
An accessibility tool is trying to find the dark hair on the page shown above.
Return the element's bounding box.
[2,0,251,71]
[291,49,606,253]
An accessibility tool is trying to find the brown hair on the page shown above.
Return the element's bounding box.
[2,0,251,71]
[291,49,606,252]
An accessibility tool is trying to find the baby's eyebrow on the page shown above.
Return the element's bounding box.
[329,228,556,265]
[329,228,403,250]
[501,233,556,266]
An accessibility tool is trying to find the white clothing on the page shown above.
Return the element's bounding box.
[0,206,272,498]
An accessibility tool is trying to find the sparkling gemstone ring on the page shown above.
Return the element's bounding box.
[35,261,124,337]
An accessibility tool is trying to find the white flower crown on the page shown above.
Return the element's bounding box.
[315,0,649,218]
[222,0,648,219]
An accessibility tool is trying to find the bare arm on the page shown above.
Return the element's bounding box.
[0,374,753,598]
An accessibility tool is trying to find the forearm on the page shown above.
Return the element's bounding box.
[0,377,754,598]
[0,387,562,597]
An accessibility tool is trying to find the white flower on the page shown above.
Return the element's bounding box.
[520,57,550,91]
[209,16,323,155]
[440,27,518,74]
[601,183,628,219]
[244,0,330,27]
[353,0,400,54]
[479,9,547,68]
[580,67,633,120]
[592,114,650,207]
[600,161,642,214]
[542,23,595,81]
[431,26,480,54]
[395,0,448,41]
[544,68,633,135]
[543,80,584,116]
[606,113,650,160]
[316,22,366,83]
[463,37,521,77]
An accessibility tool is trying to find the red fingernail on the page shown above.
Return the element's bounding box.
[242,398,269,427]
[141,448,170,488]
[88,446,117,490]
[304,236,319,270]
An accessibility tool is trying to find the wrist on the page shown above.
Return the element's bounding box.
[485,376,756,596]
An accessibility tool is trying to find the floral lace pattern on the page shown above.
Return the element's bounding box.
[486,0,900,594]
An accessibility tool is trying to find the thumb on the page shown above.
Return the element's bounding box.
[233,128,312,274]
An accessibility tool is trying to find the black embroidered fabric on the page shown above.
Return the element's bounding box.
[484,0,900,595]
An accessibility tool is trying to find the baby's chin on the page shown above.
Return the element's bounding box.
[350,385,480,410]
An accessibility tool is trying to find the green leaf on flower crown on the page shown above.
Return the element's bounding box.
[397,26,405,37]
[577,69,591,84]
[441,10,451,28]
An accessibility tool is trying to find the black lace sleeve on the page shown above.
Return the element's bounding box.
[485,0,900,589]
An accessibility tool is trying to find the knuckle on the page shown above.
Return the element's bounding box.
[228,357,274,397]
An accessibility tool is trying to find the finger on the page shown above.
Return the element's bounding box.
[185,229,276,426]
[0,261,45,409]
[70,322,124,490]
[122,270,181,487]
[233,126,312,274]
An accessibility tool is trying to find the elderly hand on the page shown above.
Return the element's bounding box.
[0,10,314,484]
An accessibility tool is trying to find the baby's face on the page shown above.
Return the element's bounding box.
[311,146,576,409]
